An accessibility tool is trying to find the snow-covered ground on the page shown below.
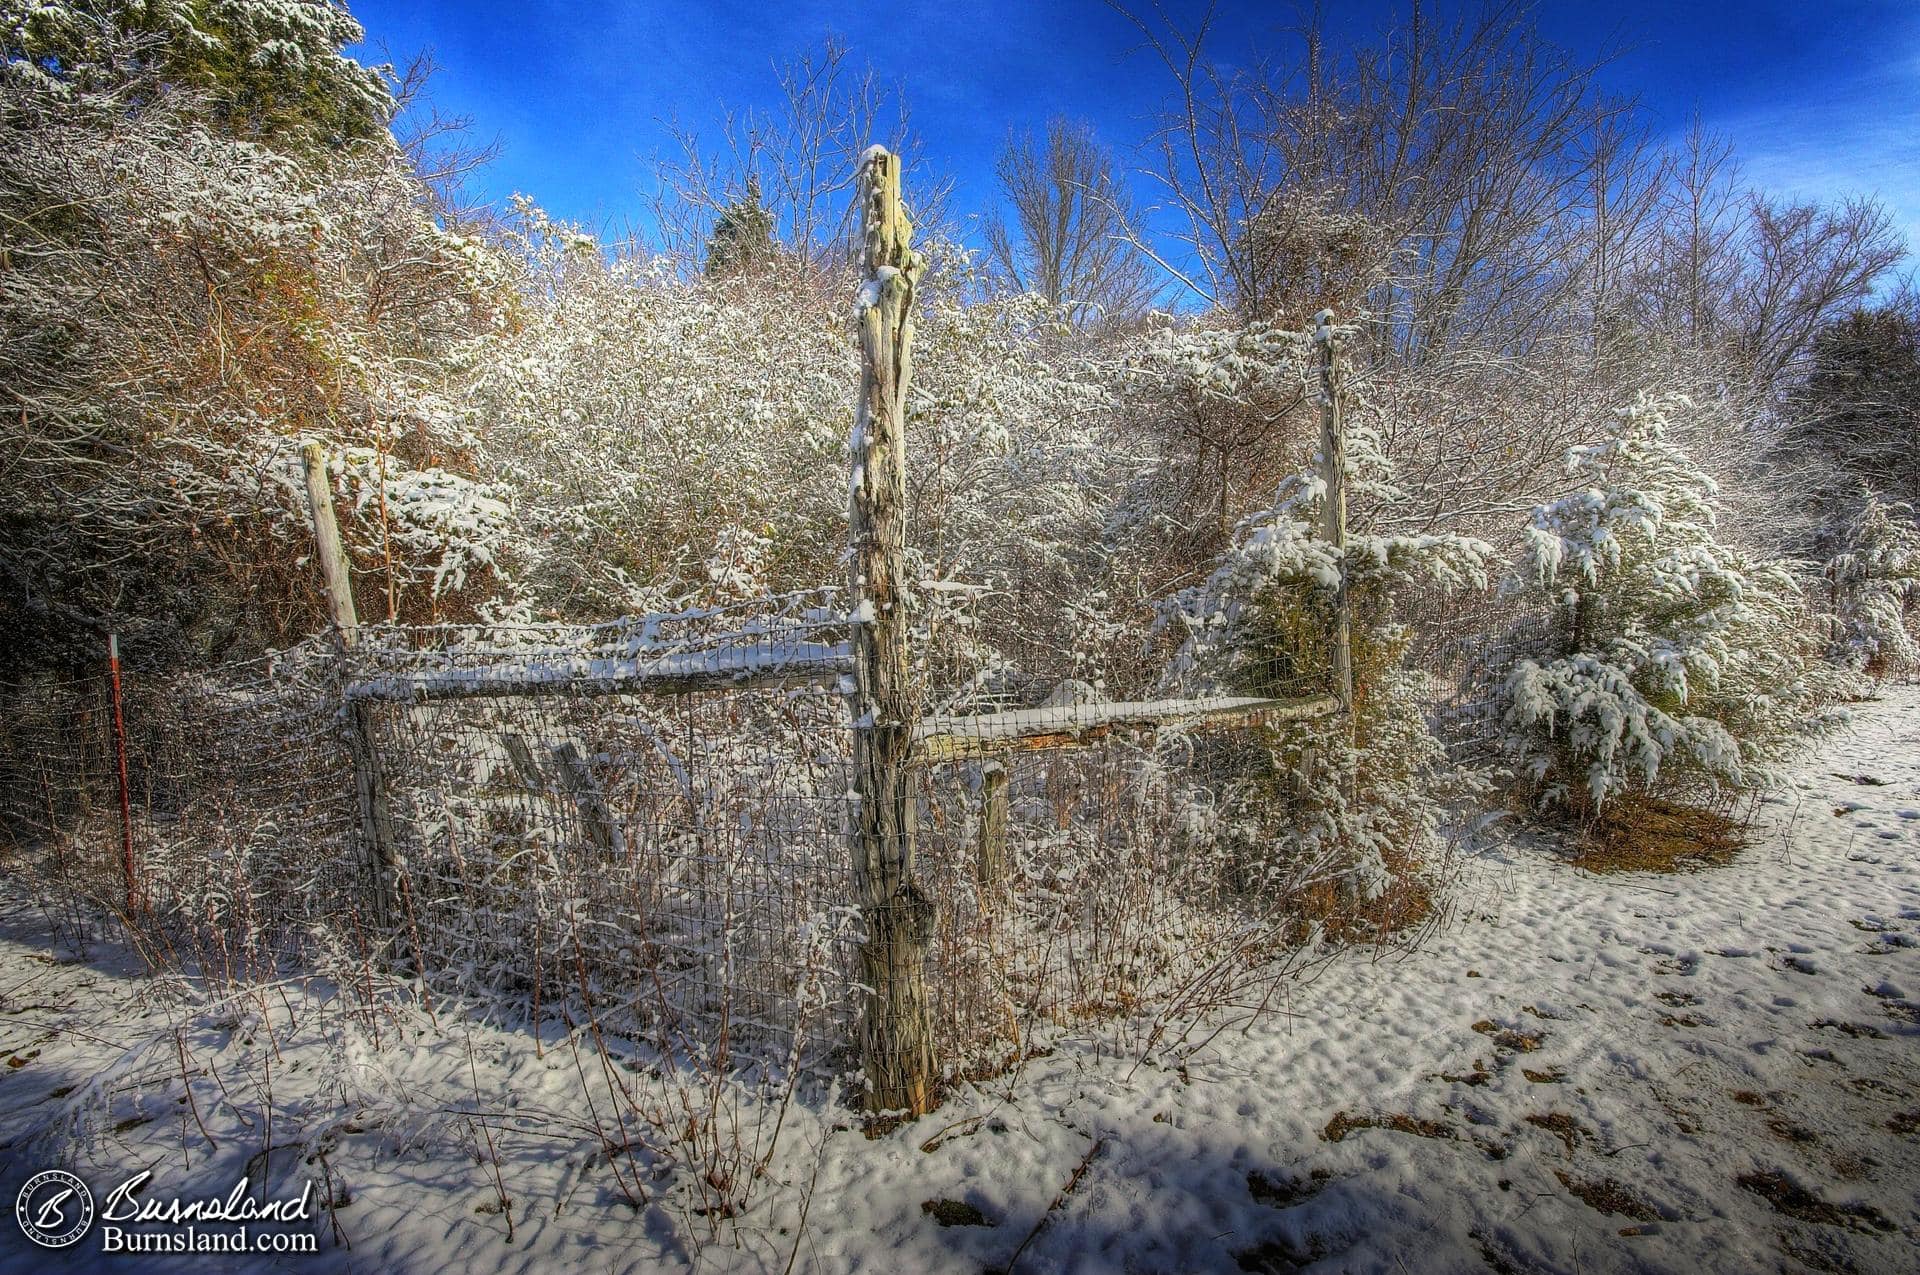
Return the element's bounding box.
[3,686,1917,1274]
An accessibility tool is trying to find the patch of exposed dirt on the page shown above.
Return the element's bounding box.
[1555,1170,1657,1220]
[1322,1110,1456,1144]
[1434,1059,1494,1087]
[919,1197,993,1227]
[1878,1001,1919,1026]
[1472,1020,1546,1052]
[1569,796,1744,874]
[1234,1234,1325,1274]
[1526,1111,1588,1156]
[1470,1230,1527,1275]
[1320,1110,1506,1160]
[1246,1168,1333,1209]
[1767,1117,1820,1145]
[1736,1171,1895,1234]
[1811,1019,1887,1040]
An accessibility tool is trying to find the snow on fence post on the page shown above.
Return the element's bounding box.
[848,145,938,1117]
[301,442,398,934]
[1314,310,1355,713]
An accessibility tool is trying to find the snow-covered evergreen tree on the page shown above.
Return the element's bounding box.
[4,0,393,149]
[1820,492,1920,676]
[1475,395,1838,815]
[704,175,777,277]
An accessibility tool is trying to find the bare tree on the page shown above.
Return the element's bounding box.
[1733,194,1906,391]
[1112,0,1620,354]
[1639,118,1747,347]
[647,38,953,279]
[1577,99,1669,348]
[1628,119,1904,394]
[983,118,1157,324]
[387,49,504,228]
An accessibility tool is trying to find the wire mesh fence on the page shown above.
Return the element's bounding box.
[340,593,862,1074]
[1394,580,1541,759]
[367,678,859,1067]
[0,642,362,962]
[0,578,1432,1102]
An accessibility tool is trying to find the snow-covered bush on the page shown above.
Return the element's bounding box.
[1474,395,1839,815]
[0,20,518,664]
[1819,493,1920,676]
[1161,326,1495,922]
[468,223,1145,647]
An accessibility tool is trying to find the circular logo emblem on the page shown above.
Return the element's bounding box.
[15,1170,94,1249]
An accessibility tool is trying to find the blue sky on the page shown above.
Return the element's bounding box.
[347,0,1920,262]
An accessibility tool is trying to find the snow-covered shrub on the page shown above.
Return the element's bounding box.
[464,204,852,615]
[1474,395,1839,816]
[1161,329,1495,924]
[1819,493,1920,676]
[469,224,1145,648]
[0,24,518,664]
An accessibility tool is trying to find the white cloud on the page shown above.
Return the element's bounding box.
[1709,53,1920,262]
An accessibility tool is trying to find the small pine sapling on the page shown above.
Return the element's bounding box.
[1819,492,1920,677]
[1475,395,1842,827]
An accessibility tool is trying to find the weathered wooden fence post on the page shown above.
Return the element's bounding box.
[552,741,622,855]
[301,442,398,934]
[975,761,1009,917]
[1314,310,1355,713]
[848,146,937,1117]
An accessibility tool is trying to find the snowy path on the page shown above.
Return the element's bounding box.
[1,687,1917,1274]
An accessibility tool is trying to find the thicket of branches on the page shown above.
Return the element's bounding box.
[3,0,1914,832]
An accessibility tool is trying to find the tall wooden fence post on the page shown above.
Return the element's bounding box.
[301,443,397,934]
[1314,310,1354,713]
[848,146,937,1117]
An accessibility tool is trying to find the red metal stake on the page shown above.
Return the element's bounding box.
[108,633,137,915]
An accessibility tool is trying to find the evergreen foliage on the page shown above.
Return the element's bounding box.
[3,0,392,149]
[1162,328,1496,912]
[1820,492,1920,676]
[1787,305,1920,510]
[704,175,776,277]
[1476,396,1839,814]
